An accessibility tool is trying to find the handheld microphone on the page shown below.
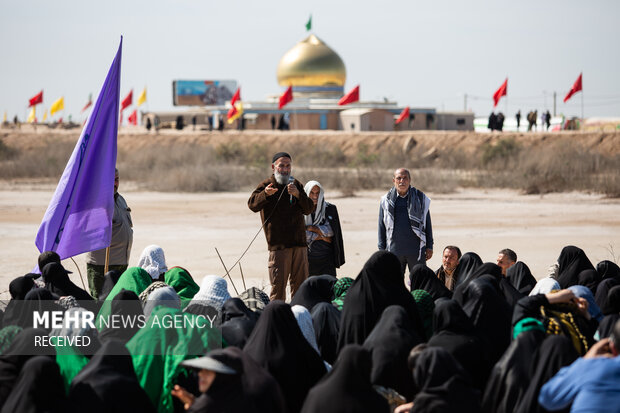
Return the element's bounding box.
[288,176,295,203]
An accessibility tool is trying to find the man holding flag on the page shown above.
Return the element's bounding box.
[34,38,133,299]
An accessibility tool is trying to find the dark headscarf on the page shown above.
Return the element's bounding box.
[97,289,143,345]
[410,347,481,413]
[427,298,491,389]
[412,290,435,341]
[506,262,537,295]
[4,288,62,330]
[601,285,620,315]
[481,329,546,413]
[409,264,452,300]
[514,335,578,413]
[596,314,620,339]
[337,251,423,351]
[2,276,36,327]
[576,269,601,295]
[363,305,422,400]
[0,326,22,355]
[187,347,286,413]
[596,260,620,281]
[453,252,483,288]
[454,262,523,308]
[456,275,513,366]
[243,301,326,413]
[69,340,156,413]
[310,302,341,365]
[220,298,258,349]
[0,328,55,406]
[290,275,337,311]
[42,262,94,302]
[595,278,620,311]
[300,345,389,413]
[98,270,122,302]
[0,356,67,413]
[556,245,595,288]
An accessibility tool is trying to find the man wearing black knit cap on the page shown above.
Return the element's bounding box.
[248,152,314,301]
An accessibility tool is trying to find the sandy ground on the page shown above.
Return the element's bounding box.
[0,183,619,298]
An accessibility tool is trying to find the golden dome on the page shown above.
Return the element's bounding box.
[277,34,346,88]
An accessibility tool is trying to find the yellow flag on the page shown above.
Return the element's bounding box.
[227,102,244,124]
[27,107,36,123]
[137,88,147,106]
[42,109,48,122]
[50,97,65,115]
[2,111,6,123]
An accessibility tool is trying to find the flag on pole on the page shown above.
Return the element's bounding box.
[396,106,410,124]
[81,93,93,112]
[338,85,360,106]
[42,109,48,122]
[27,107,36,123]
[227,102,244,124]
[493,78,508,107]
[306,15,312,31]
[29,91,43,107]
[50,97,65,115]
[137,88,147,107]
[2,111,6,123]
[563,73,583,103]
[279,85,293,109]
[121,90,132,111]
[230,87,241,107]
[127,109,137,125]
[35,37,123,264]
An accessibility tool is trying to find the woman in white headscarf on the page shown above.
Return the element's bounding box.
[303,181,345,276]
[137,245,168,281]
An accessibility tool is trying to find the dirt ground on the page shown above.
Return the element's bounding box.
[1,182,618,298]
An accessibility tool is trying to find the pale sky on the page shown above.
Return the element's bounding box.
[2,0,619,121]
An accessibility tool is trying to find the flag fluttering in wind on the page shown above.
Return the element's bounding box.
[230,87,241,107]
[493,78,508,107]
[563,73,583,103]
[396,106,410,124]
[121,90,133,111]
[42,110,48,122]
[227,102,244,124]
[137,88,147,107]
[279,86,293,109]
[27,107,36,123]
[81,93,93,112]
[127,109,137,125]
[29,91,43,107]
[35,37,123,264]
[50,97,65,115]
[306,15,312,31]
[338,85,360,106]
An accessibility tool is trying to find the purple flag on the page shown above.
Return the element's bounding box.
[35,38,122,264]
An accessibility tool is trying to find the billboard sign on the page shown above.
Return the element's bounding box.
[173,80,237,106]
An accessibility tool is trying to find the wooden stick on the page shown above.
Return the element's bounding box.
[70,257,86,290]
[104,247,110,274]
[215,247,239,295]
[239,262,247,291]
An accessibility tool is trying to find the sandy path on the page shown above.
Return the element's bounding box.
[0,183,618,297]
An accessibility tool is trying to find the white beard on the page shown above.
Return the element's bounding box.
[274,171,290,185]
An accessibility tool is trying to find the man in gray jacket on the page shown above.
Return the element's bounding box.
[85,168,133,298]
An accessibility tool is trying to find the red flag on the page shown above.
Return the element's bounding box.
[396,106,410,124]
[279,86,293,109]
[28,90,43,107]
[227,104,238,120]
[230,87,241,106]
[493,78,508,107]
[563,73,583,103]
[338,85,360,106]
[127,109,137,125]
[81,94,93,112]
[121,90,133,111]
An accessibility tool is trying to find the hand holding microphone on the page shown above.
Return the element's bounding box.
[287,176,299,203]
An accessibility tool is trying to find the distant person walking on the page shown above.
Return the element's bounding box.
[516,110,521,131]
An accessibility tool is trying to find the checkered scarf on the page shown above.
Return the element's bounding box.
[191,275,231,312]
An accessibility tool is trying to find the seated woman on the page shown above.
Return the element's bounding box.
[303,181,345,276]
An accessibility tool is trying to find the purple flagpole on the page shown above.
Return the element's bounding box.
[35,37,122,267]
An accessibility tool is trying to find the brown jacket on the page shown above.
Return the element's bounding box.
[248,176,314,251]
